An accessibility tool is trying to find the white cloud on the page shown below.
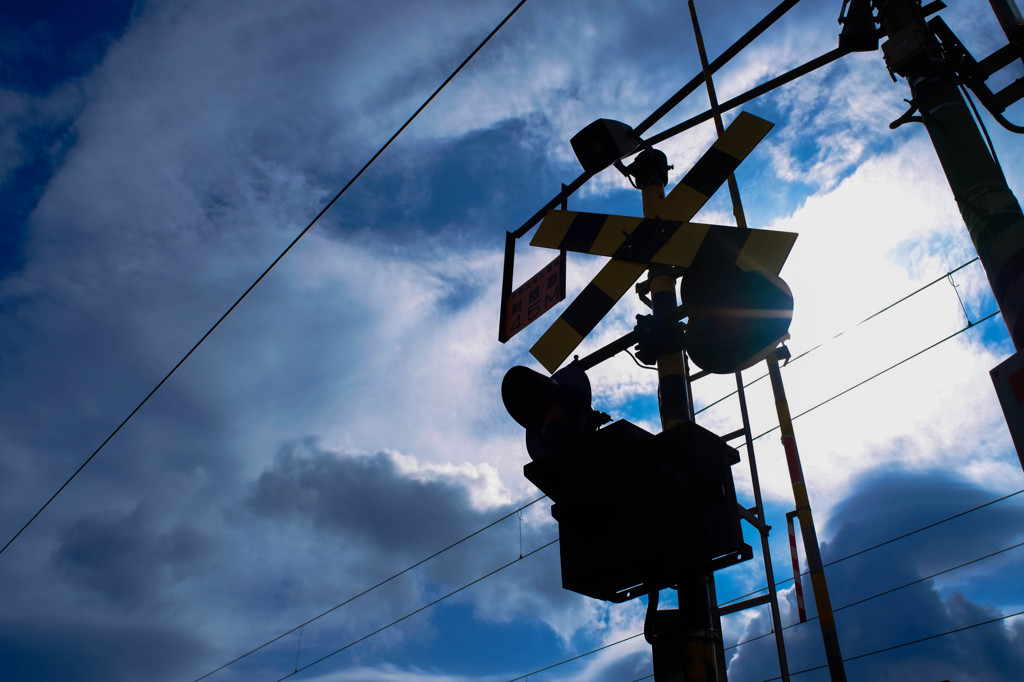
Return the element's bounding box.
[3,1,1024,681]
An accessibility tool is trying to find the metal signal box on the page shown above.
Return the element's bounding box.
[524,419,750,603]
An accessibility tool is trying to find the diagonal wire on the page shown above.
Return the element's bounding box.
[718,489,1024,609]
[278,538,559,681]
[694,257,979,417]
[740,309,1000,446]
[194,495,545,681]
[0,0,531,559]
[757,610,1024,681]
[731,537,1024,647]
[507,633,645,682]
[506,478,1023,677]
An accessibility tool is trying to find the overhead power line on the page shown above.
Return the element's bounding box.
[833,539,1024,614]
[757,610,1024,682]
[202,296,1011,680]
[194,495,545,681]
[720,487,1024,608]
[725,536,1024,655]
[695,257,980,417]
[628,608,1024,682]
[510,487,1024,681]
[739,309,1000,447]
[277,538,558,681]
[507,632,646,682]
[0,0,531,560]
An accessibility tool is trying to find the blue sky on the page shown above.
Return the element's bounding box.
[1,1,1024,680]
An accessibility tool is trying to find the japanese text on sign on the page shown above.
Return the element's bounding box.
[501,254,565,341]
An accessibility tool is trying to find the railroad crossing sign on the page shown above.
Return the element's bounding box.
[500,252,566,342]
[532,211,796,274]
[527,111,797,373]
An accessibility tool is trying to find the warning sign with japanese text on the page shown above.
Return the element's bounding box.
[500,254,565,342]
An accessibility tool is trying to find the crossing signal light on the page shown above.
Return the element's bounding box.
[500,363,750,602]
[681,255,793,374]
[501,361,607,462]
[570,119,642,174]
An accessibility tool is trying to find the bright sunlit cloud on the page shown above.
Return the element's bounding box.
[1,1,1023,681]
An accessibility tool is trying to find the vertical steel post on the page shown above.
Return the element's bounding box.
[766,350,846,680]
[736,372,791,680]
[689,5,789,677]
[785,510,808,623]
[641,174,719,681]
[689,0,748,229]
[498,231,516,343]
[874,0,1024,350]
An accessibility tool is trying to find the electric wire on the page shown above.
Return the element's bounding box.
[219,294,1005,680]
[233,301,1008,681]
[216,260,995,679]
[694,257,980,417]
[0,0,531,559]
[277,538,558,681]
[959,81,1006,178]
[509,487,1024,681]
[834,539,1024,614]
[819,486,1023,570]
[631,607,1024,682]
[737,309,1000,448]
[719,487,1024,608]
[626,348,659,370]
[725,535,1024,653]
[194,495,545,681]
[204,292,1000,678]
[757,610,1024,681]
[506,633,646,682]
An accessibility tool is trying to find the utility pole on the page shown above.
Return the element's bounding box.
[871,0,1024,468]
[874,0,1024,349]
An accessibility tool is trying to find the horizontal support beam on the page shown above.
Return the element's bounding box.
[717,594,772,617]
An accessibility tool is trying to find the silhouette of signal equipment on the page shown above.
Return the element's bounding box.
[528,111,796,374]
[503,362,749,603]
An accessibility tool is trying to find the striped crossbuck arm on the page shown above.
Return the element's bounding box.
[529,111,777,373]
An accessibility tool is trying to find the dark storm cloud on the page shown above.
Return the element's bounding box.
[2,0,1020,680]
[52,503,212,609]
[246,440,512,556]
[236,440,595,659]
[725,473,1024,681]
[0,618,209,682]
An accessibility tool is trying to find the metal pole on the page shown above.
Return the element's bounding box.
[766,350,846,680]
[785,510,808,623]
[689,0,748,229]
[689,6,789,677]
[736,371,791,680]
[874,0,1024,349]
[637,168,718,680]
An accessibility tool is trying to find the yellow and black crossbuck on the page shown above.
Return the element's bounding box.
[527,111,798,373]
